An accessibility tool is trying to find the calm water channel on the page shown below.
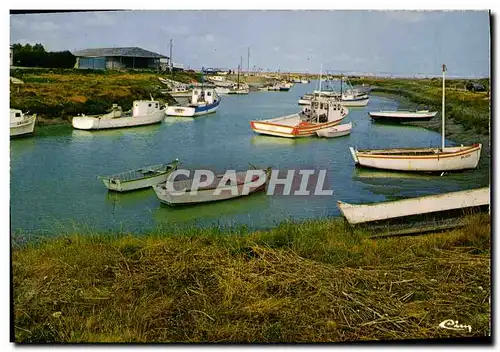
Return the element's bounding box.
[10,81,487,235]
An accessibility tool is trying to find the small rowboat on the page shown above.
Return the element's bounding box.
[316,122,352,138]
[99,159,180,192]
[153,168,271,206]
[337,187,490,225]
[369,109,438,122]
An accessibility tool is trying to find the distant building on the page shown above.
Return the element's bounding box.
[159,58,184,72]
[72,47,169,70]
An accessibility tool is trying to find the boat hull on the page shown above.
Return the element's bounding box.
[10,115,36,137]
[165,99,220,117]
[337,187,490,225]
[102,172,172,192]
[369,111,438,122]
[72,111,165,130]
[341,96,369,107]
[251,115,347,138]
[350,144,482,172]
[316,122,352,138]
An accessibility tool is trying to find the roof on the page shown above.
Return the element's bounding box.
[72,47,168,59]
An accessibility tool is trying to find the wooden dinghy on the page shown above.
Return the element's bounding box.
[153,168,271,206]
[368,110,438,122]
[316,122,352,138]
[99,159,180,192]
[337,187,490,225]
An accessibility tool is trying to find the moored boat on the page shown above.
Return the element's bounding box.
[72,100,165,130]
[316,122,352,138]
[348,64,481,172]
[339,74,370,107]
[99,159,180,192]
[337,187,490,225]
[153,168,271,206]
[369,109,438,122]
[250,95,348,138]
[165,88,221,117]
[215,87,231,95]
[10,109,37,137]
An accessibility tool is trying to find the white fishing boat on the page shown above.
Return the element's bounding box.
[337,187,490,225]
[165,88,221,117]
[227,64,249,94]
[10,109,37,137]
[339,74,370,107]
[301,79,310,84]
[215,87,231,95]
[250,95,348,138]
[316,122,352,138]
[72,100,166,130]
[369,109,438,122]
[349,64,482,172]
[153,168,271,205]
[99,159,180,192]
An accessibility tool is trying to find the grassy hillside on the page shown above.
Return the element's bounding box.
[9,69,202,124]
[13,213,490,343]
[351,77,490,135]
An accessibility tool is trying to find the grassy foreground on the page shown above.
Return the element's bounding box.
[12,214,490,343]
[351,77,490,135]
[10,69,201,124]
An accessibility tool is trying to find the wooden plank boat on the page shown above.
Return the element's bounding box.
[72,100,165,130]
[99,159,180,192]
[349,144,482,172]
[369,110,438,122]
[153,168,271,206]
[10,109,36,137]
[250,95,348,138]
[348,64,481,172]
[337,187,490,225]
[316,122,352,138]
[165,88,221,117]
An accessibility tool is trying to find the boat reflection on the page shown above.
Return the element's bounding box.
[72,123,163,138]
[152,190,270,226]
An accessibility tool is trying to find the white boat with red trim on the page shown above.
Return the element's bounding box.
[250,95,348,138]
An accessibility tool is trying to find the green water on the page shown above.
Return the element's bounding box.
[10,81,487,235]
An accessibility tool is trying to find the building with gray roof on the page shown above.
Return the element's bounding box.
[73,47,169,70]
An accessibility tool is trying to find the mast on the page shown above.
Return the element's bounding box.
[319,64,322,91]
[340,73,343,101]
[169,39,173,79]
[441,64,446,150]
[237,64,240,89]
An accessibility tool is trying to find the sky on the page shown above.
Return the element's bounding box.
[9,10,490,77]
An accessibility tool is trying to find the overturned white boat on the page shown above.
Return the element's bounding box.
[369,109,438,122]
[316,122,352,138]
[99,159,180,192]
[153,168,271,206]
[72,100,166,130]
[165,88,221,117]
[10,109,37,137]
[337,187,490,225]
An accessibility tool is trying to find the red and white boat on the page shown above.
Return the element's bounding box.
[250,95,348,138]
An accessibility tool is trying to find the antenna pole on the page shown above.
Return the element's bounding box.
[247,47,250,75]
[442,64,446,150]
[169,39,173,79]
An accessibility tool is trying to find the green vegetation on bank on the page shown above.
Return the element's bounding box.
[10,69,202,124]
[351,77,490,135]
[13,214,490,343]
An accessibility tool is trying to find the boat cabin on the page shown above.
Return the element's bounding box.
[132,100,161,116]
[190,88,217,105]
[301,97,343,123]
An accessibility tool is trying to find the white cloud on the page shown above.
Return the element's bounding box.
[385,11,426,23]
[83,12,116,27]
[160,25,191,36]
[35,21,60,32]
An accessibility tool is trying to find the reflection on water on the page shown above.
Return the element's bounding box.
[152,190,269,227]
[72,123,163,139]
